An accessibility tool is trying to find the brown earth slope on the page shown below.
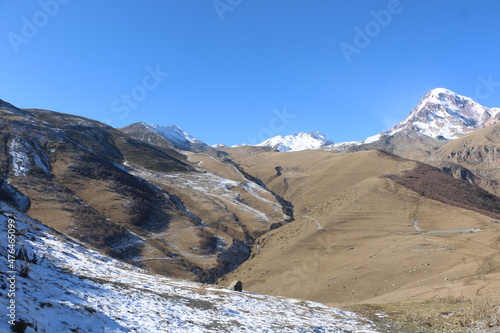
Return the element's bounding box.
[220,148,500,305]
[335,130,449,161]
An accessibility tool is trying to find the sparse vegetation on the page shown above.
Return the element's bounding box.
[458,297,500,329]
[19,262,32,278]
[385,163,500,218]
[197,228,218,254]
[70,205,141,259]
[350,296,500,332]
[10,319,34,333]
[82,305,96,314]
[15,247,37,264]
[428,295,468,304]
[15,247,38,278]
[402,310,437,328]
[114,135,191,173]
[69,151,174,232]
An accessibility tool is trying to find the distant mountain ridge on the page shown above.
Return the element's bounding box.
[120,88,499,154]
[247,88,500,153]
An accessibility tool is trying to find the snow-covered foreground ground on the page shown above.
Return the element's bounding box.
[0,203,378,332]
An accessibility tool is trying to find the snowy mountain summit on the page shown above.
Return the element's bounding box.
[386,88,500,140]
[120,122,212,152]
[258,131,334,152]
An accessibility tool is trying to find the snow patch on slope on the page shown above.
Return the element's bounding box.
[9,138,51,177]
[145,170,277,223]
[9,139,31,176]
[147,124,203,145]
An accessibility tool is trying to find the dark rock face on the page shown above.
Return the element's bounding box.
[0,181,30,212]
[228,280,243,292]
[438,162,478,183]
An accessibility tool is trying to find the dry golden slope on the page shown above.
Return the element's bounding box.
[220,148,500,305]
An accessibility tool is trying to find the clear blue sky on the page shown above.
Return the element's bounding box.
[1,1,500,146]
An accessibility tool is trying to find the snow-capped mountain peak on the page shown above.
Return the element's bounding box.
[258,131,334,152]
[145,123,202,145]
[381,88,500,140]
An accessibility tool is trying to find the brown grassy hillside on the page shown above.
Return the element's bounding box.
[220,148,500,306]
[0,105,289,284]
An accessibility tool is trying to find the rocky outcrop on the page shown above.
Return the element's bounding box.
[228,280,243,292]
[434,146,499,175]
[0,181,30,212]
[436,162,478,184]
[427,124,500,196]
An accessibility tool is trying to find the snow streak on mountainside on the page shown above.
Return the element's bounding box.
[384,88,500,140]
[257,131,334,152]
[0,203,378,333]
[148,123,203,145]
